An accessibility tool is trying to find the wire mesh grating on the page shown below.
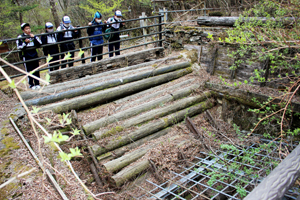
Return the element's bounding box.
[134,138,300,200]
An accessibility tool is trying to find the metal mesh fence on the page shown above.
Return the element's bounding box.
[135,138,299,199]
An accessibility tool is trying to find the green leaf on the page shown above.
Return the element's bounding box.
[8,80,16,89]
[64,52,72,60]
[69,147,82,157]
[43,134,52,143]
[46,54,53,63]
[71,128,80,136]
[78,48,84,57]
[65,118,72,125]
[31,106,41,114]
[45,117,52,125]
[63,113,70,121]
[45,73,50,83]
[59,151,71,161]
[22,79,27,85]
[0,42,2,45]
[51,131,69,143]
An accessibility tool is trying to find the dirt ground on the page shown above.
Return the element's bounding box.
[1,44,299,199]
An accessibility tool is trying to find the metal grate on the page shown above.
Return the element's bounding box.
[135,138,299,200]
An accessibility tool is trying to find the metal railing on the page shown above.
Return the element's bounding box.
[0,15,165,81]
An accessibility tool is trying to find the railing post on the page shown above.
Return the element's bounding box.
[139,12,147,49]
[158,15,162,47]
[77,25,85,64]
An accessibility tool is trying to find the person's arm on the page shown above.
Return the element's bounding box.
[16,35,27,50]
[32,34,42,47]
[87,24,94,36]
[56,26,63,42]
[72,27,80,38]
[99,22,106,33]
[41,35,50,56]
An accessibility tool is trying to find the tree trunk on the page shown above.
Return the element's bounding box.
[205,82,300,112]
[38,67,192,113]
[111,139,189,187]
[116,78,195,111]
[94,90,212,140]
[21,56,180,100]
[14,0,22,24]
[92,99,215,156]
[96,128,170,164]
[25,62,190,106]
[197,16,298,26]
[112,160,150,187]
[49,0,60,28]
[88,84,199,138]
[104,135,181,173]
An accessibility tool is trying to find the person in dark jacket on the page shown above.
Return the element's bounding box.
[106,10,125,57]
[56,16,79,68]
[41,22,60,71]
[87,11,106,62]
[16,23,42,90]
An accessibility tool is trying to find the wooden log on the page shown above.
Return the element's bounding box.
[21,56,180,100]
[116,78,195,111]
[114,78,194,105]
[104,135,180,173]
[95,91,212,140]
[39,67,193,114]
[105,146,150,174]
[49,47,164,84]
[204,82,300,112]
[112,160,150,187]
[25,62,190,106]
[111,139,189,187]
[90,84,199,139]
[92,99,215,156]
[96,128,170,164]
[197,16,298,26]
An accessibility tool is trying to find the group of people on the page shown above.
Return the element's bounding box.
[17,10,125,90]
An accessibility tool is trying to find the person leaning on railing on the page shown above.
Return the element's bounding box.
[16,23,42,90]
[41,22,60,71]
[106,10,125,57]
[87,11,107,62]
[56,16,79,68]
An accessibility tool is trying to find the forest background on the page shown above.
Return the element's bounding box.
[0,0,244,40]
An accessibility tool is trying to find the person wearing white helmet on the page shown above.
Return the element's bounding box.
[106,10,125,57]
[16,23,42,90]
[56,16,79,68]
[41,22,60,71]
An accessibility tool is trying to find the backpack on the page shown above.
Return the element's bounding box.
[104,27,112,40]
[104,18,115,41]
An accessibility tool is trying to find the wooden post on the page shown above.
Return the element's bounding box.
[139,12,147,49]
[163,7,167,23]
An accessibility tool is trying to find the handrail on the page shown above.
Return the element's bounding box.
[0,15,165,81]
[0,15,163,43]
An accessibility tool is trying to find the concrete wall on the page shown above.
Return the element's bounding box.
[49,47,164,84]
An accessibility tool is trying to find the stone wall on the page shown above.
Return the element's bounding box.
[165,26,267,84]
[49,47,164,84]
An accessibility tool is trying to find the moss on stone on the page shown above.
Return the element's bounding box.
[0,137,20,156]
[1,128,9,136]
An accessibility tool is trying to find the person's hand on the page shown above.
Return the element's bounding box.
[103,20,107,23]
[25,38,30,43]
[122,22,125,25]
[29,33,34,38]
[88,22,92,26]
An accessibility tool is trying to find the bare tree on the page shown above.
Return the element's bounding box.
[49,0,60,28]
